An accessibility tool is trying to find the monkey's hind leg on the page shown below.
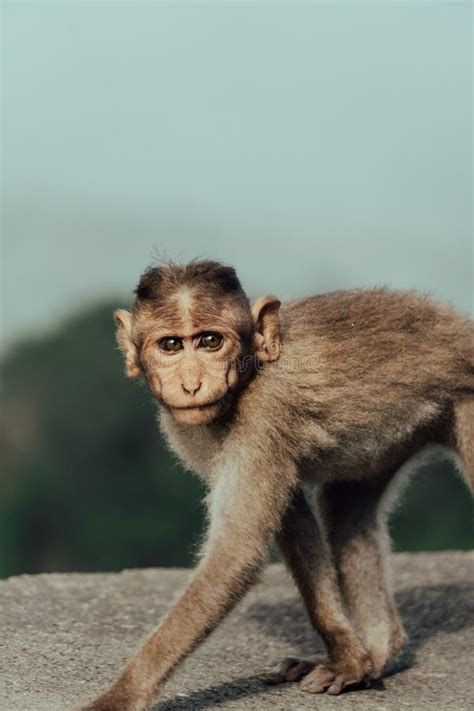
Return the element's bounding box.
[269,488,373,695]
[453,398,474,490]
[318,477,408,678]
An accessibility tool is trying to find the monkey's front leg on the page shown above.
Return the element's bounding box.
[77,454,297,711]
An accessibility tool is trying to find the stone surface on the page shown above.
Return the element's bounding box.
[0,553,473,711]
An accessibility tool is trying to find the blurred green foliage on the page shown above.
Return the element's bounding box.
[0,302,472,578]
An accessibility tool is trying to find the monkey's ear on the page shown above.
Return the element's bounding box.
[114,309,142,378]
[251,296,281,362]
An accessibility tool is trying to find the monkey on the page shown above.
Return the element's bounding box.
[77,260,474,711]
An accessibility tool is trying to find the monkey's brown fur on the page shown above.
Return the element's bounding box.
[78,260,474,711]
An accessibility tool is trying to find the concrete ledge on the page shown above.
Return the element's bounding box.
[1,553,473,710]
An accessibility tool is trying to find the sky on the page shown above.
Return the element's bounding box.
[2,1,472,352]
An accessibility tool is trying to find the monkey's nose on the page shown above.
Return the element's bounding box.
[181,383,202,396]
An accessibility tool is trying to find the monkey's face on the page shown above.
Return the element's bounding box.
[114,282,281,426]
[138,322,245,425]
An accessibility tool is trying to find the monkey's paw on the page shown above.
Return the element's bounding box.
[299,655,373,695]
[265,654,373,695]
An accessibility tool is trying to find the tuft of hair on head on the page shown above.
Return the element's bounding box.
[133,259,247,306]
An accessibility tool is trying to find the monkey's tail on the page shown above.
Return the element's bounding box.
[453,398,474,492]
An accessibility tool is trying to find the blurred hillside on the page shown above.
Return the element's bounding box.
[0,302,472,579]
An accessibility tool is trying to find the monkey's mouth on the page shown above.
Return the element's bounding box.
[168,396,227,412]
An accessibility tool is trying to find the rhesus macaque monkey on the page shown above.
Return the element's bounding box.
[78,260,474,711]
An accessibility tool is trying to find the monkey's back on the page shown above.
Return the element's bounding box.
[282,287,473,392]
[244,288,474,478]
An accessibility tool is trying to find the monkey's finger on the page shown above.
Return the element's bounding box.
[264,657,302,684]
[300,666,334,693]
[286,659,316,682]
[327,673,372,696]
[327,676,346,695]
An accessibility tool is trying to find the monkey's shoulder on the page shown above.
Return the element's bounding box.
[237,286,473,459]
[281,287,469,339]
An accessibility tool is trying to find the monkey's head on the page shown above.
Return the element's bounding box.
[114,260,281,425]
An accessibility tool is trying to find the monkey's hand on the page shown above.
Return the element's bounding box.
[73,684,140,711]
[267,651,374,695]
[74,680,145,711]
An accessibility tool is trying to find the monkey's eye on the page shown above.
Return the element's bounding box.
[158,337,183,353]
[197,332,224,351]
